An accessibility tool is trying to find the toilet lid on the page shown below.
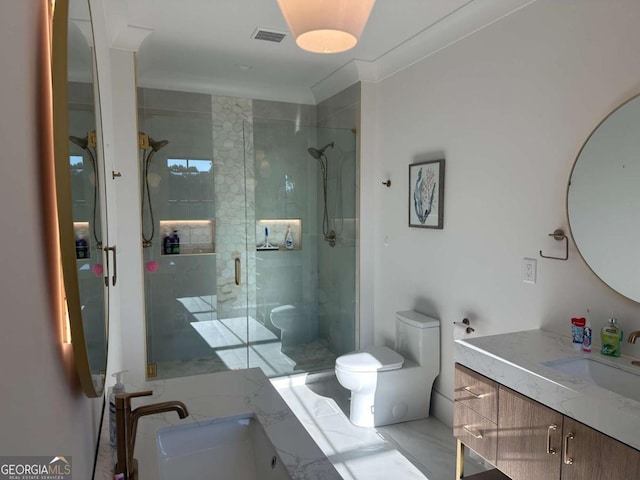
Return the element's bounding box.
[336,346,404,372]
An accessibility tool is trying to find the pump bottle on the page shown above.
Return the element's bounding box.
[109,371,127,450]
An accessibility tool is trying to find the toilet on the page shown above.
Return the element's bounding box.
[270,304,313,351]
[335,310,440,427]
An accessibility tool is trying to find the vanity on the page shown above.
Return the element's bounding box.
[454,329,640,480]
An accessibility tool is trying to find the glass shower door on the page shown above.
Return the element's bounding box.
[140,89,251,380]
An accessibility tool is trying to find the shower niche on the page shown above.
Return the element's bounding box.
[256,219,302,251]
[159,220,215,255]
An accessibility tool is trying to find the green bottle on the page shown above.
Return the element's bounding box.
[601,317,623,357]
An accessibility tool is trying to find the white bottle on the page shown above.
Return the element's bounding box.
[583,308,592,353]
[109,371,127,450]
[285,226,294,250]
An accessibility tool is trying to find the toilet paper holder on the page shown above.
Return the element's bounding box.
[454,318,475,334]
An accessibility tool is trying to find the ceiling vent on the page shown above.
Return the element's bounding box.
[251,28,287,43]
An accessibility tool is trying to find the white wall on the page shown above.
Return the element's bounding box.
[370,0,640,423]
[0,0,99,476]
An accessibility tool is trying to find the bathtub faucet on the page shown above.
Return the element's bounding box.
[115,390,189,480]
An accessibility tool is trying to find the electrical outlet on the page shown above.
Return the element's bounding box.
[522,258,537,284]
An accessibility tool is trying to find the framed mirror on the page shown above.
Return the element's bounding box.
[567,93,640,303]
[52,0,109,397]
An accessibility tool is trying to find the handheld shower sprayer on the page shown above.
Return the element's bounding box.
[69,133,102,249]
[140,133,169,248]
[307,141,337,247]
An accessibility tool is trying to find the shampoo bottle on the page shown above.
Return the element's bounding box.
[601,317,623,357]
[172,229,180,254]
[109,371,127,450]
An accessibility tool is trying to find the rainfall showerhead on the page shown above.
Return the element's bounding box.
[307,141,334,160]
[69,135,89,150]
[148,137,169,152]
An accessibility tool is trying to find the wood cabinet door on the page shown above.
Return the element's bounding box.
[561,417,640,480]
[497,386,563,480]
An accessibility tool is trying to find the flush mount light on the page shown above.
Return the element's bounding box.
[277,0,375,54]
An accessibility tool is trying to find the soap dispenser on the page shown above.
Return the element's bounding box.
[601,317,623,357]
[109,371,127,450]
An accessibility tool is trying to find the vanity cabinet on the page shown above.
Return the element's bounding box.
[560,417,640,480]
[496,386,563,480]
[454,363,640,480]
[454,364,499,466]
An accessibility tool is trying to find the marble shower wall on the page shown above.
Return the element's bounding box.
[211,96,256,320]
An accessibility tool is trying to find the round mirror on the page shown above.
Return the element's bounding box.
[53,0,108,397]
[567,93,640,303]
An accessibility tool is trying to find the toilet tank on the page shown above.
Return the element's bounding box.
[395,310,440,366]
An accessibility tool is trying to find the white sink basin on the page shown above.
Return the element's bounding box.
[542,356,640,402]
[156,414,291,480]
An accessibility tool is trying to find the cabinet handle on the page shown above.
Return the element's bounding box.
[463,386,484,398]
[547,424,557,455]
[563,433,574,465]
[235,257,241,286]
[462,425,483,439]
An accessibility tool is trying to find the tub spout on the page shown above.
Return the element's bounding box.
[115,390,189,480]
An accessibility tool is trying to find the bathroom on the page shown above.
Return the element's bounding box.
[5,0,640,479]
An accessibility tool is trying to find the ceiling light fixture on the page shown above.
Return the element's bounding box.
[277,0,375,54]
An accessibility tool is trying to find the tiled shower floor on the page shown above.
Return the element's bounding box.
[151,315,337,379]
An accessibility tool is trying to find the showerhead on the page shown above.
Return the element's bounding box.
[69,135,89,150]
[148,137,169,152]
[307,141,334,160]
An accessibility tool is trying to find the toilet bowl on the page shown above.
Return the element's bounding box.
[270,304,311,351]
[335,310,440,427]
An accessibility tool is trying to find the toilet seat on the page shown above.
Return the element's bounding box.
[336,346,404,372]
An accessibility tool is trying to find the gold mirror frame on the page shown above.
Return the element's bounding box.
[567,92,640,304]
[52,0,107,398]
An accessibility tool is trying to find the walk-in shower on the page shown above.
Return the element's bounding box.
[138,87,356,381]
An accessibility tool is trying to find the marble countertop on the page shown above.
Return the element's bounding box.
[95,368,340,480]
[455,329,640,451]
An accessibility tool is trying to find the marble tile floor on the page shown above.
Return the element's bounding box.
[272,373,489,480]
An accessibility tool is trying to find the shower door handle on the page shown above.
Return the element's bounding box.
[104,245,117,286]
[235,257,241,286]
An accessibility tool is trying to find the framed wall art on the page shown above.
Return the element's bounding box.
[409,159,445,229]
